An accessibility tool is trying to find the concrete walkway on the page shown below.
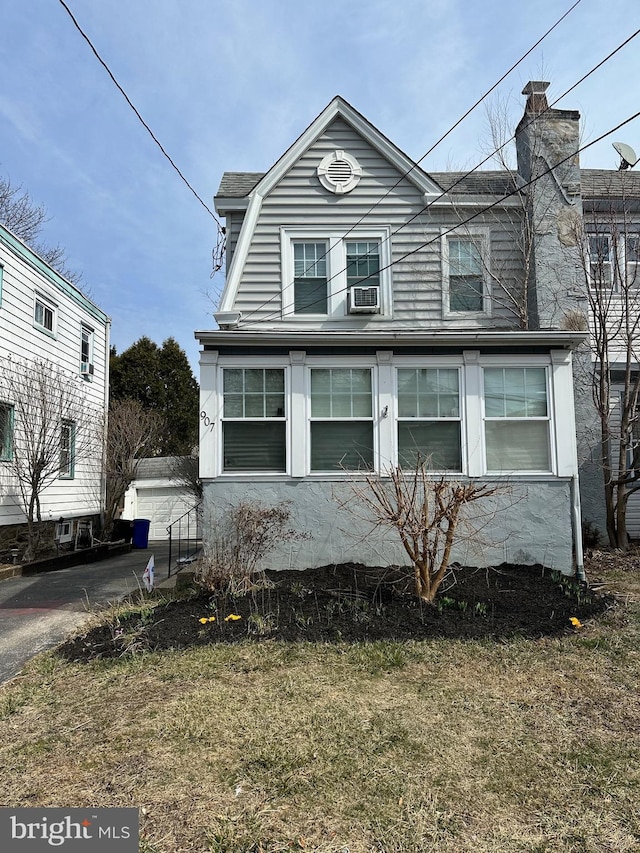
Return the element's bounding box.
[0,542,173,684]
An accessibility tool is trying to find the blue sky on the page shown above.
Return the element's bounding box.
[1,0,639,370]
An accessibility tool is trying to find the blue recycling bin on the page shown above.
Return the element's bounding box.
[132,518,151,549]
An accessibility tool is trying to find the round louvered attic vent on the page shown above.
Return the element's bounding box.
[317,150,362,194]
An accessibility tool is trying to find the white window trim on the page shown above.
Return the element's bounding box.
[442,229,492,319]
[34,292,58,337]
[218,364,290,476]
[280,226,392,321]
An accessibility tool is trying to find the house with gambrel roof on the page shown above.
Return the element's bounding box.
[196,82,636,573]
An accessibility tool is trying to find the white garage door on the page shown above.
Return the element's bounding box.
[134,487,197,540]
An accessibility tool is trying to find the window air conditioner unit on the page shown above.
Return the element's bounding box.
[349,285,380,314]
[80,362,94,376]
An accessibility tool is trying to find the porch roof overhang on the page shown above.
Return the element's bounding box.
[195,329,588,351]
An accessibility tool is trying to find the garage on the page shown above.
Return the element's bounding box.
[122,458,200,541]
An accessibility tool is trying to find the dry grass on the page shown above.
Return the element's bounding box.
[0,561,639,852]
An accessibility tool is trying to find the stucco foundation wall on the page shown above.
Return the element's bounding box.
[202,478,575,574]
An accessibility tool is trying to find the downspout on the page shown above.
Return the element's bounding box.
[572,473,585,581]
[100,317,111,534]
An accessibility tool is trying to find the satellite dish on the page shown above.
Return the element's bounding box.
[613,142,639,170]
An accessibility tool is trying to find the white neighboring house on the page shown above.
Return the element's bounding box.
[0,222,110,550]
[123,457,198,541]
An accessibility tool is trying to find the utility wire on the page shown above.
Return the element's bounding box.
[238,107,640,329]
[57,0,224,233]
[238,28,640,327]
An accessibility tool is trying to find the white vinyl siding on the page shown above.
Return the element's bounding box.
[0,224,109,526]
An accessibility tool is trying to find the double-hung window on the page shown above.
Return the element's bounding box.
[310,368,373,471]
[626,235,640,286]
[80,325,94,376]
[346,241,380,288]
[293,242,328,314]
[447,237,484,312]
[588,234,615,289]
[59,420,75,478]
[222,368,286,472]
[397,368,461,470]
[34,294,56,334]
[0,402,14,462]
[484,367,550,472]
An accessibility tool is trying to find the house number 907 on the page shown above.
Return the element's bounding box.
[200,410,215,432]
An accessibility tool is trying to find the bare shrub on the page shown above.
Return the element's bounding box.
[345,458,505,603]
[199,501,306,592]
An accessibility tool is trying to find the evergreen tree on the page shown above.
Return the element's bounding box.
[158,337,199,455]
[110,337,198,456]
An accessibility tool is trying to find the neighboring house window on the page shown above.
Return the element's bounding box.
[447,238,484,312]
[588,234,615,289]
[626,235,640,286]
[484,367,550,472]
[59,420,75,478]
[310,368,373,471]
[222,368,286,471]
[0,402,14,462]
[282,228,390,318]
[294,242,328,314]
[34,293,57,334]
[80,325,95,377]
[397,368,461,471]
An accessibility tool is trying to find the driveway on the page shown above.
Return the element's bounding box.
[0,543,172,684]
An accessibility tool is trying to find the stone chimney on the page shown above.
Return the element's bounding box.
[515,81,584,329]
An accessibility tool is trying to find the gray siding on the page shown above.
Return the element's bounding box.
[232,118,525,329]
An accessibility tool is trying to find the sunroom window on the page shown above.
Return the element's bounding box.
[484,367,550,472]
[310,368,373,471]
[397,368,461,470]
[223,368,286,472]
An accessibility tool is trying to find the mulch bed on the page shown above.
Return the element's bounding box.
[58,562,613,662]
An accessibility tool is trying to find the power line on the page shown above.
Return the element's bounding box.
[56,0,224,234]
[238,28,640,327]
[239,107,640,328]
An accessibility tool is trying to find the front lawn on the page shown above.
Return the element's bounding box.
[0,556,639,852]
